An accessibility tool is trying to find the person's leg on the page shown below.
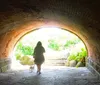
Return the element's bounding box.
[38,64,41,72]
[37,64,41,74]
[36,64,39,73]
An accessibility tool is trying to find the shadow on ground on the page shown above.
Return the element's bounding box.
[0,66,100,85]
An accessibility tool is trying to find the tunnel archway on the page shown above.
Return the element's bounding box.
[0,18,94,72]
[0,0,99,75]
[0,16,98,74]
[0,20,90,72]
[11,27,88,70]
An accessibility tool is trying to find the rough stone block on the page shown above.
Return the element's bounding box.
[0,58,11,72]
[1,65,8,72]
[70,60,77,67]
[87,57,100,79]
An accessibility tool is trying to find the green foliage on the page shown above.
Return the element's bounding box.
[64,39,81,48]
[15,54,21,60]
[48,38,81,51]
[15,42,34,57]
[64,40,74,48]
[68,47,87,62]
[48,40,60,51]
[68,53,77,61]
[75,48,87,62]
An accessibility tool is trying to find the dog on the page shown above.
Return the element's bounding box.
[29,65,34,73]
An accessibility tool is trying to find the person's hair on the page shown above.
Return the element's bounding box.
[37,41,42,46]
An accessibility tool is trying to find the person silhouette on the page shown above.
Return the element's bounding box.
[33,41,45,74]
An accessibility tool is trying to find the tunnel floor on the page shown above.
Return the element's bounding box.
[0,66,100,85]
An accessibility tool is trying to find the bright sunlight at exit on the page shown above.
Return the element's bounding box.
[12,27,87,70]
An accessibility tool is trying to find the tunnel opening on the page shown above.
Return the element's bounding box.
[11,27,87,71]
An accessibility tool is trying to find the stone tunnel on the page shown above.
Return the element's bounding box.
[0,0,100,77]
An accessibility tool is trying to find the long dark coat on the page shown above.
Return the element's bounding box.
[34,45,45,65]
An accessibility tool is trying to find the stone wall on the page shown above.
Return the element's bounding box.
[86,57,100,78]
[0,58,11,72]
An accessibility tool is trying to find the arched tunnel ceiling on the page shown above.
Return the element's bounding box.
[0,0,100,64]
[0,0,100,36]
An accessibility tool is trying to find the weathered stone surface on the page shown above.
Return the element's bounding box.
[70,60,77,67]
[76,62,84,67]
[0,58,11,72]
[87,57,100,78]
